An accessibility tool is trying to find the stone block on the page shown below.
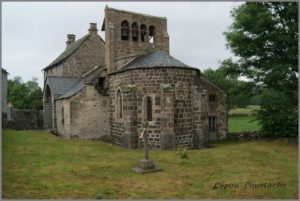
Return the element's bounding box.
[132,159,162,174]
[160,133,175,150]
[122,133,138,148]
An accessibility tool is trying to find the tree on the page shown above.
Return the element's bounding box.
[202,66,253,109]
[8,76,43,110]
[257,89,298,138]
[224,2,298,137]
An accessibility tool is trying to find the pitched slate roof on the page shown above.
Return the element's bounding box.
[56,66,104,100]
[43,35,89,71]
[46,77,80,97]
[57,79,85,99]
[119,50,194,72]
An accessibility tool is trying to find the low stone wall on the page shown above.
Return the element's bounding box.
[2,112,7,128]
[227,131,262,141]
[227,131,298,144]
[6,108,43,130]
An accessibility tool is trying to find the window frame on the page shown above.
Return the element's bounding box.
[143,96,154,122]
[208,116,217,131]
[209,94,216,102]
[146,97,152,121]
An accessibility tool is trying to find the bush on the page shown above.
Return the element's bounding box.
[177,146,188,159]
[257,89,298,138]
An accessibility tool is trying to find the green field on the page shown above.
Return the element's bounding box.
[2,129,298,199]
[228,105,261,133]
[229,105,260,116]
[228,116,261,133]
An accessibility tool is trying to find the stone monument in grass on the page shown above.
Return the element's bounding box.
[132,122,162,174]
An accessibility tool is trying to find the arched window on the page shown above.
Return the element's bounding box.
[45,85,51,103]
[149,25,155,43]
[146,97,152,121]
[61,107,64,126]
[140,24,147,42]
[44,85,53,130]
[121,20,129,41]
[131,22,138,42]
[116,90,123,119]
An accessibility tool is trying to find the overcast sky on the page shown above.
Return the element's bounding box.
[2,2,242,87]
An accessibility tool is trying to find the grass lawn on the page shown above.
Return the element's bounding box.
[228,116,261,133]
[2,129,298,199]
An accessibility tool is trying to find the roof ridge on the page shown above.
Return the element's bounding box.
[106,6,167,20]
[46,76,79,79]
[43,34,90,70]
[81,65,105,78]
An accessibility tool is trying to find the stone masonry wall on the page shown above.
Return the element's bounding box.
[56,84,110,140]
[43,98,53,130]
[44,64,64,79]
[63,34,105,77]
[6,108,43,130]
[200,76,228,141]
[55,99,71,137]
[109,68,215,149]
[104,7,169,73]
[44,33,105,80]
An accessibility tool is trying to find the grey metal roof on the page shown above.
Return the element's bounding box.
[46,77,80,97]
[120,50,193,71]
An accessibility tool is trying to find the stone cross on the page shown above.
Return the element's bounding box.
[140,122,149,160]
[132,121,162,173]
[143,122,149,160]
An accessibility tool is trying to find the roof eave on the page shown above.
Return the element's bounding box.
[108,65,200,76]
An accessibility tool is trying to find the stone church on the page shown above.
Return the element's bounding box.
[43,6,228,150]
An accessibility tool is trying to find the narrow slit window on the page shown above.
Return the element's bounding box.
[116,90,122,119]
[146,97,152,121]
[61,107,64,126]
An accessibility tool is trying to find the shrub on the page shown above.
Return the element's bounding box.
[177,146,188,159]
[257,89,298,138]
